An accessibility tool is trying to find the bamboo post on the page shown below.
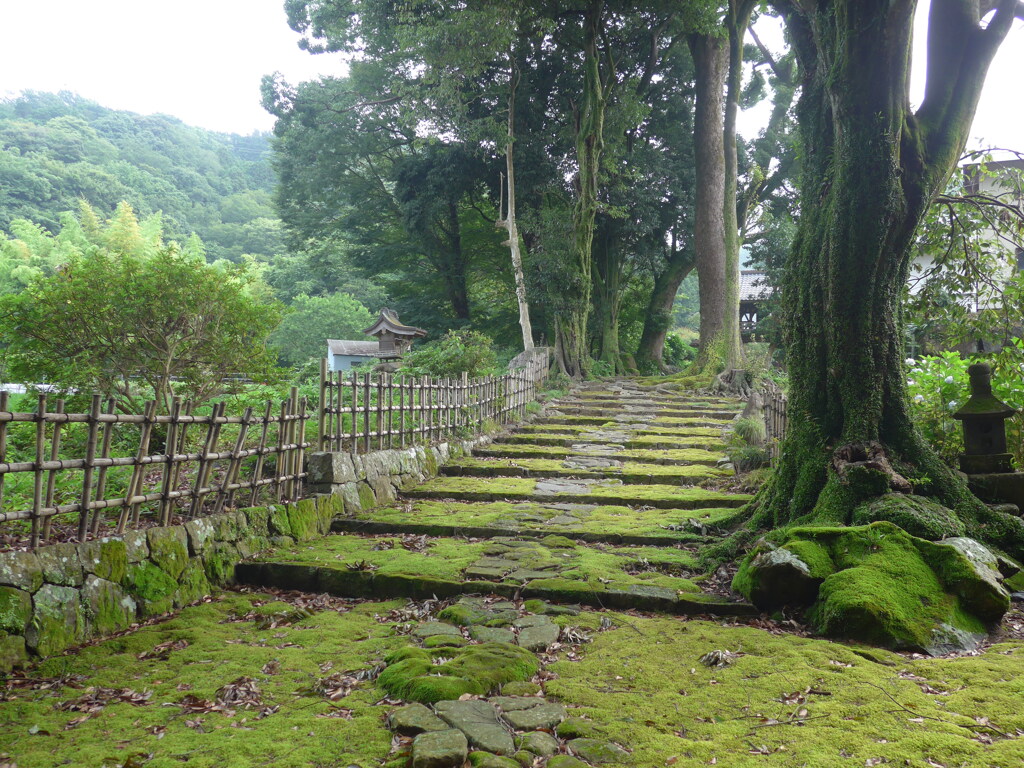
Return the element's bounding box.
[165,400,194,523]
[318,358,327,451]
[158,399,182,527]
[215,405,253,514]
[0,391,9,518]
[350,370,358,452]
[286,387,300,498]
[31,393,48,548]
[361,372,370,453]
[274,399,287,503]
[119,400,156,532]
[90,398,117,535]
[248,401,274,506]
[190,402,223,519]
[425,376,433,443]
[296,394,309,497]
[386,373,394,450]
[375,376,384,451]
[40,398,65,542]
[76,394,100,542]
[398,374,406,448]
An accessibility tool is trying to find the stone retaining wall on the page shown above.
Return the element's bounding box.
[0,438,478,672]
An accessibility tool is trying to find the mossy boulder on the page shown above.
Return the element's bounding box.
[747,522,1010,654]
[0,586,32,633]
[25,584,86,656]
[123,562,178,618]
[268,505,293,536]
[732,545,829,611]
[203,541,240,585]
[0,550,43,592]
[378,643,539,704]
[82,575,136,635]
[35,543,85,586]
[287,498,320,541]
[852,494,966,540]
[184,517,216,555]
[146,527,188,580]
[123,530,149,563]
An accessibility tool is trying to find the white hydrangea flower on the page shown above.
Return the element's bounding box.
[905,357,916,365]
[948,400,957,410]
[914,394,924,403]
[907,379,916,386]
[944,376,954,384]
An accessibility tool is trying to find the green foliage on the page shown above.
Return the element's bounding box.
[663,333,697,367]
[399,330,500,378]
[0,204,284,411]
[0,92,280,264]
[269,292,374,367]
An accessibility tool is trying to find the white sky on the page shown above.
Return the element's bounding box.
[0,0,1021,147]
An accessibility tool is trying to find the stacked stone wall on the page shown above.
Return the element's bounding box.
[0,438,478,671]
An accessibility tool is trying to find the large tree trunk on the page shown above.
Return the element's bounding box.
[720,0,756,371]
[688,34,728,362]
[636,245,695,371]
[592,222,625,373]
[754,0,1024,557]
[555,0,611,378]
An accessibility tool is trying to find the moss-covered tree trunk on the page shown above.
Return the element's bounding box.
[687,34,728,363]
[720,0,756,371]
[756,0,1024,556]
[555,0,611,378]
[636,246,695,371]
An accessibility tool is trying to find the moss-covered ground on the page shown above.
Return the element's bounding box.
[440,456,731,484]
[0,592,406,768]
[475,443,727,465]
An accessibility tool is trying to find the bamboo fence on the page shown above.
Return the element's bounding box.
[0,389,309,549]
[0,352,549,549]
[317,352,549,453]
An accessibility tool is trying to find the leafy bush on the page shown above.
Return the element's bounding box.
[398,330,499,378]
[663,333,697,367]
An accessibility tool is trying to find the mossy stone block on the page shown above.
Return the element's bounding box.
[35,543,84,587]
[0,633,28,673]
[316,493,342,533]
[26,584,86,656]
[0,586,32,633]
[184,517,216,555]
[287,498,319,541]
[267,505,292,536]
[732,546,825,610]
[123,561,178,618]
[423,634,469,649]
[210,512,242,542]
[146,527,188,579]
[235,535,271,559]
[0,550,43,592]
[123,530,149,563]
[82,575,136,635]
[203,541,240,585]
[357,481,378,510]
[174,560,212,608]
[556,718,597,739]
[241,506,271,537]
[435,700,514,754]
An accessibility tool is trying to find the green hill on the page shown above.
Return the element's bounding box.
[0,91,283,262]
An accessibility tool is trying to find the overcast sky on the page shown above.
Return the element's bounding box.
[0,0,1021,150]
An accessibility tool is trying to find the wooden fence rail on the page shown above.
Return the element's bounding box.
[317,352,549,453]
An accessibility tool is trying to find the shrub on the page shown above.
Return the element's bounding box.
[663,333,697,367]
[398,330,499,378]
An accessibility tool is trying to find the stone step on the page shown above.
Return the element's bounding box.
[569,394,743,408]
[472,443,728,466]
[402,476,751,509]
[236,533,755,618]
[492,434,725,451]
[534,414,730,428]
[440,457,731,484]
[549,406,738,420]
[512,422,724,438]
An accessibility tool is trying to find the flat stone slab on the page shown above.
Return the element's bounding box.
[435,700,515,755]
[390,703,449,735]
[414,621,463,638]
[536,479,597,495]
[502,702,566,731]
[568,738,631,764]
[412,729,469,768]
[470,626,516,644]
[517,622,560,651]
[519,731,560,756]
[490,696,544,712]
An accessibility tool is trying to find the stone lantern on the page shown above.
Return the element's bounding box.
[952,363,1016,474]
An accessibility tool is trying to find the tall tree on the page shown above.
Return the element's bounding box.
[749,0,1024,556]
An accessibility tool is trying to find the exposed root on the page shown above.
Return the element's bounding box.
[833,441,912,493]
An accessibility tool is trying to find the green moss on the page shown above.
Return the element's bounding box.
[0,586,31,633]
[378,642,538,704]
[268,504,292,536]
[781,539,835,579]
[358,481,378,510]
[203,541,240,585]
[82,576,135,636]
[852,494,967,540]
[26,584,86,656]
[174,560,212,607]
[286,498,319,541]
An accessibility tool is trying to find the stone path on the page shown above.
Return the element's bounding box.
[238,379,754,767]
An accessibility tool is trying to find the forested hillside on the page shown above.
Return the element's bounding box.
[0,91,282,263]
